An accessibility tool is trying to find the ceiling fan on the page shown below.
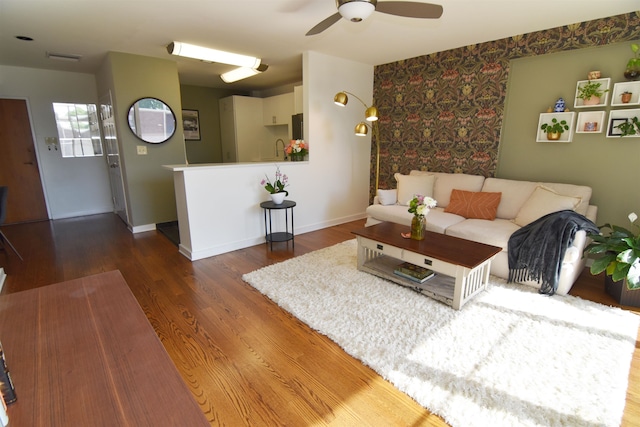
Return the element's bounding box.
[306,0,443,36]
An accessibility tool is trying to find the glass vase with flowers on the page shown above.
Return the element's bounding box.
[407,195,437,240]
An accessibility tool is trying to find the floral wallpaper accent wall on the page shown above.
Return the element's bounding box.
[372,11,640,196]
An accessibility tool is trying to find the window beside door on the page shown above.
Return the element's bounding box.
[52,103,103,158]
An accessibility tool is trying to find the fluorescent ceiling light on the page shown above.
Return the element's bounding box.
[46,52,82,62]
[167,41,260,68]
[220,64,268,83]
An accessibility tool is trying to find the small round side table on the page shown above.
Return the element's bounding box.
[260,200,296,250]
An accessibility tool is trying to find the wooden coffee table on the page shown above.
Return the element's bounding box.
[352,222,501,310]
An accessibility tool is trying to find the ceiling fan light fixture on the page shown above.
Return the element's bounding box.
[167,41,261,68]
[338,0,375,22]
[220,63,268,83]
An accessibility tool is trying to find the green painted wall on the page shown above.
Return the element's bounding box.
[98,52,186,228]
[500,40,640,227]
[180,84,243,164]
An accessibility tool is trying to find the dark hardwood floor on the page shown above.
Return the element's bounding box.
[0,213,638,426]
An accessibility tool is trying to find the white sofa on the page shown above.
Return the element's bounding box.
[365,171,598,295]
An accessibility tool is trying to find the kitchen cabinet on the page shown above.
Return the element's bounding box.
[263,93,294,126]
[219,95,264,162]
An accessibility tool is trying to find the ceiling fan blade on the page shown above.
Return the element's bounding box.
[306,12,342,36]
[376,1,443,19]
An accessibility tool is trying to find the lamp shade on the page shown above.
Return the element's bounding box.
[167,41,261,68]
[365,106,378,121]
[334,92,348,106]
[338,1,375,22]
[355,122,368,136]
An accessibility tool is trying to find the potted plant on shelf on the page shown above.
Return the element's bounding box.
[614,116,640,137]
[624,43,640,80]
[584,212,640,306]
[577,80,608,105]
[540,118,569,140]
[620,91,633,104]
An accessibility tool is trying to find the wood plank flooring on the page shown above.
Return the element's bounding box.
[0,213,638,426]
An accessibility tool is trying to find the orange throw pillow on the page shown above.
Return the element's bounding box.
[444,190,502,220]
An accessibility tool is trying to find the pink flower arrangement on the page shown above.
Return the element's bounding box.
[286,139,308,157]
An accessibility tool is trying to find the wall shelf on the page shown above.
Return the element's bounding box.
[536,112,575,142]
[610,81,640,107]
[574,78,611,108]
[575,111,606,134]
[606,108,640,138]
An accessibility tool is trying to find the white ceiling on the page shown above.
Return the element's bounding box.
[1,1,638,92]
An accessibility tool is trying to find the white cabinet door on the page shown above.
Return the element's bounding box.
[263,93,294,126]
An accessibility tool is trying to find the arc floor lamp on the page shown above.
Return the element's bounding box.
[333,91,380,190]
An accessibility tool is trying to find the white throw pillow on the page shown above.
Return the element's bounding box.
[394,173,436,206]
[377,189,398,206]
[514,185,581,227]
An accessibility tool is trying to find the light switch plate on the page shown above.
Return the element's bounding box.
[137,145,148,155]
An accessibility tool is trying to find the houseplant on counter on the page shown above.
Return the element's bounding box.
[260,165,289,204]
[540,118,569,140]
[407,195,437,240]
[286,139,308,161]
[577,80,608,105]
[584,212,640,305]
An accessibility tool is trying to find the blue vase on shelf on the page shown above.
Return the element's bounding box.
[553,98,565,112]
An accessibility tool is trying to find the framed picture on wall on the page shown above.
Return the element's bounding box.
[608,118,627,136]
[182,109,200,140]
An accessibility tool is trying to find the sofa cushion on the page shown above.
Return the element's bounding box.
[409,171,485,208]
[365,205,465,233]
[513,185,581,227]
[539,182,592,216]
[481,178,538,219]
[444,190,502,220]
[425,208,466,234]
[445,218,521,250]
[394,173,435,205]
[377,189,397,206]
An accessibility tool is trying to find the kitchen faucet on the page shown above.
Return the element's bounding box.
[275,139,287,160]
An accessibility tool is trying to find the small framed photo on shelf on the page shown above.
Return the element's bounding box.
[608,118,628,136]
[182,109,200,141]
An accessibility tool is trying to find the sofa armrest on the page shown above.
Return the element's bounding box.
[373,196,381,205]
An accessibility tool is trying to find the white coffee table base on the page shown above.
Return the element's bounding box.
[356,236,494,310]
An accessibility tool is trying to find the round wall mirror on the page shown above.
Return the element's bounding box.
[127,97,176,143]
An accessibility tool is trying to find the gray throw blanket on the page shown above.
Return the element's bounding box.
[508,210,599,295]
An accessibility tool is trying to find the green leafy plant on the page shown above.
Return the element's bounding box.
[626,43,640,70]
[540,118,569,134]
[577,81,608,100]
[615,117,640,137]
[584,212,640,290]
[260,165,289,195]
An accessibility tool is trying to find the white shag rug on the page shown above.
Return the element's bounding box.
[242,240,640,427]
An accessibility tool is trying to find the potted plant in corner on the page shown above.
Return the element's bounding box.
[540,117,569,140]
[584,212,640,306]
[577,80,608,106]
